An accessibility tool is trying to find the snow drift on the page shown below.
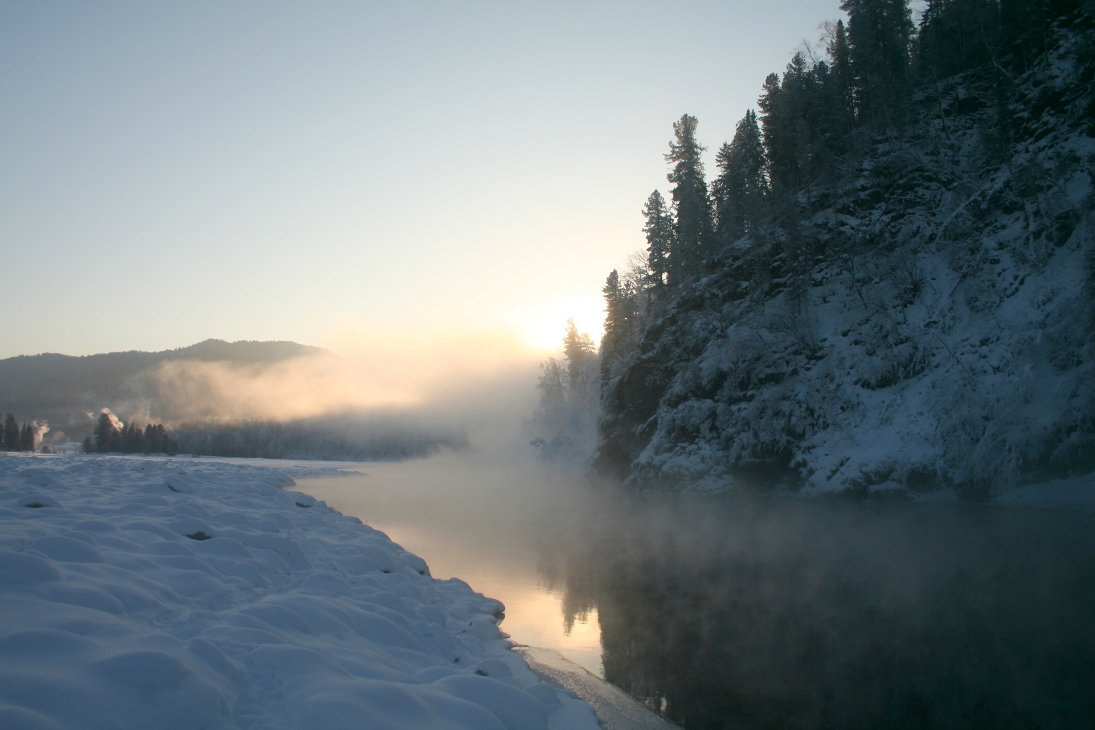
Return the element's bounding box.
[0,453,599,730]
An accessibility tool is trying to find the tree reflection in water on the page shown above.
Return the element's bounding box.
[537,494,1095,729]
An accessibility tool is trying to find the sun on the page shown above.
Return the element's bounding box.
[505,296,606,353]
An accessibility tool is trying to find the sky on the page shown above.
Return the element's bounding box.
[1,0,850,363]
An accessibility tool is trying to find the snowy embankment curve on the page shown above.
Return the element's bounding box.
[0,454,600,730]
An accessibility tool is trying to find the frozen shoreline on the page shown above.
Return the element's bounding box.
[0,452,600,730]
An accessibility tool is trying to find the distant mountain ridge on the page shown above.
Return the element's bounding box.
[0,339,327,439]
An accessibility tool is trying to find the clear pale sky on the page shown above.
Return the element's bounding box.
[1,0,847,361]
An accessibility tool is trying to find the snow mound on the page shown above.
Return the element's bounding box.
[0,453,599,730]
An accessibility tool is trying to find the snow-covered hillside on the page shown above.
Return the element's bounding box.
[0,453,599,730]
[597,23,1095,496]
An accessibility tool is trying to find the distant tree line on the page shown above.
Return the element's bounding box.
[72,409,462,462]
[168,416,465,461]
[1,413,37,452]
[83,413,178,455]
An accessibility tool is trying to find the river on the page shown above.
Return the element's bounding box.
[300,451,1095,729]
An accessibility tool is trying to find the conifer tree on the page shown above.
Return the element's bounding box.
[534,358,567,434]
[563,318,596,398]
[840,0,915,125]
[20,423,34,452]
[144,423,158,453]
[95,412,120,453]
[665,114,714,280]
[758,73,789,187]
[601,269,638,387]
[828,20,856,123]
[714,109,769,245]
[759,58,816,192]
[918,0,998,79]
[119,423,134,453]
[2,414,18,451]
[642,191,674,288]
[138,423,175,454]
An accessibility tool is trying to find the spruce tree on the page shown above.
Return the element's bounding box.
[95,413,119,453]
[642,191,674,288]
[601,269,638,387]
[563,318,596,398]
[758,59,823,193]
[840,0,915,126]
[918,0,998,79]
[121,423,144,454]
[2,414,18,451]
[535,358,567,432]
[758,73,789,187]
[714,109,769,245]
[20,423,34,452]
[665,114,714,281]
[829,19,856,123]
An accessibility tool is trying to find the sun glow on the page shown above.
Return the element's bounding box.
[503,296,606,353]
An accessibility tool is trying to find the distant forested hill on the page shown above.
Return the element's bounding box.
[0,339,325,436]
[594,1,1095,496]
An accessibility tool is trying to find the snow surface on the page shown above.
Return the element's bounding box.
[0,453,600,730]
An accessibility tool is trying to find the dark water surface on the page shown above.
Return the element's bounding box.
[301,454,1095,729]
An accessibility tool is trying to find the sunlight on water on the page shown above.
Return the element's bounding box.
[372,521,604,677]
[299,454,606,677]
[303,452,1095,729]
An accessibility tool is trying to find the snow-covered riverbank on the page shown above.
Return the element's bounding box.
[0,453,600,730]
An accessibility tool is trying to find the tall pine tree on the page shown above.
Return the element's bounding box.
[642,190,674,287]
[2,414,18,451]
[841,0,915,126]
[665,114,714,281]
[600,269,639,387]
[714,109,769,245]
[95,412,120,453]
[918,0,999,79]
[563,318,597,404]
[829,20,856,123]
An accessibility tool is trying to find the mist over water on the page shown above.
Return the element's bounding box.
[302,453,608,676]
[302,452,1095,729]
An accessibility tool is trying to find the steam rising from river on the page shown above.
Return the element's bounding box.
[305,452,1095,728]
[148,326,544,436]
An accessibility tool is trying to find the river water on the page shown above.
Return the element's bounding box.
[300,452,1095,729]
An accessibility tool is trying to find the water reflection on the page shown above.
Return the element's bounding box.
[543,493,1095,729]
[302,454,1095,729]
[300,454,607,676]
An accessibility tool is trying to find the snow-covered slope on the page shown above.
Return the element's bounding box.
[597,25,1095,496]
[0,453,599,730]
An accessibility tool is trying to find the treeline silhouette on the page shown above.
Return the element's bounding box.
[74,411,463,462]
[83,413,178,455]
[168,416,465,462]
